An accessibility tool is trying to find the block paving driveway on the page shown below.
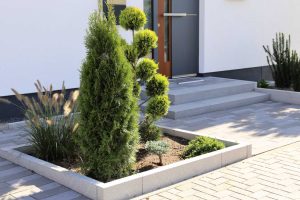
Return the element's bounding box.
[1,101,300,199]
[136,142,300,200]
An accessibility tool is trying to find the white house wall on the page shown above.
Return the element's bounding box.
[199,0,300,73]
[0,0,141,96]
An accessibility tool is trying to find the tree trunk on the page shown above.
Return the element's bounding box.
[159,155,163,166]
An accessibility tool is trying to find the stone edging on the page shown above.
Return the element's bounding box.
[0,124,252,200]
[256,88,300,105]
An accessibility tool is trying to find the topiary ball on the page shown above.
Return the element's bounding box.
[136,59,159,82]
[134,29,158,57]
[119,7,147,31]
[182,136,225,159]
[146,74,169,96]
[146,95,170,119]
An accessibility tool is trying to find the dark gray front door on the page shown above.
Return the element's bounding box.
[171,0,199,76]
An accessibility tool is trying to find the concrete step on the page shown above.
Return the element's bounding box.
[141,80,256,105]
[168,80,256,105]
[166,92,269,119]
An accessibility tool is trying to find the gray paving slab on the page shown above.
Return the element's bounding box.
[158,101,300,155]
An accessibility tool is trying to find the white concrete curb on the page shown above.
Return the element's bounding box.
[256,88,300,105]
[0,125,252,200]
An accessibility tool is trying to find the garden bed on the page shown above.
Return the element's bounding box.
[0,125,251,200]
[24,134,189,175]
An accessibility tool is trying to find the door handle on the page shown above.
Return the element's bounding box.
[163,13,197,17]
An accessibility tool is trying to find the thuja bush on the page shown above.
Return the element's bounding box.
[182,136,225,159]
[77,7,139,182]
[263,33,293,88]
[11,81,78,162]
[119,7,170,143]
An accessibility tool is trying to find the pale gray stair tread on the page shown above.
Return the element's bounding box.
[141,80,257,104]
[168,80,255,95]
[168,92,269,119]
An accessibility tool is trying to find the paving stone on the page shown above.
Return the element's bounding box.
[136,142,300,200]
[42,191,81,200]
[32,185,70,199]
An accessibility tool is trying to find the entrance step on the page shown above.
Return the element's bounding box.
[167,92,269,119]
[140,77,270,119]
[168,80,256,105]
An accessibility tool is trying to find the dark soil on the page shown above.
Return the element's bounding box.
[134,134,189,172]
[50,134,189,175]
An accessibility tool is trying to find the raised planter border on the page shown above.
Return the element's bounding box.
[0,124,251,200]
[256,88,300,105]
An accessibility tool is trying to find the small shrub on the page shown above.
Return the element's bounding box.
[133,29,158,57]
[182,136,225,159]
[11,81,78,162]
[257,79,270,88]
[119,7,147,31]
[136,59,158,82]
[139,116,161,142]
[146,74,169,96]
[146,95,170,119]
[263,33,293,88]
[145,140,169,165]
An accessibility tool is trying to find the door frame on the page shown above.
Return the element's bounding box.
[157,0,172,77]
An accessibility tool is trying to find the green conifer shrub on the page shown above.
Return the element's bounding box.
[119,7,170,143]
[136,59,158,82]
[119,7,147,31]
[182,136,225,159]
[77,7,139,182]
[133,30,158,57]
[139,116,162,142]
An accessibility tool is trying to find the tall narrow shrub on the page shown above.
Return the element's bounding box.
[77,7,139,182]
[263,33,293,88]
[291,52,300,91]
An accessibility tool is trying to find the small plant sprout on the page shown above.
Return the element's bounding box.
[145,141,169,166]
[257,79,270,88]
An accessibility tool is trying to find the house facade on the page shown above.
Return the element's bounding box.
[1,0,300,97]
[112,0,300,80]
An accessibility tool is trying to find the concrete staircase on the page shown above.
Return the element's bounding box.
[141,77,269,119]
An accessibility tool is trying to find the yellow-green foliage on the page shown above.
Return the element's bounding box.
[119,7,147,31]
[134,29,158,57]
[147,95,170,119]
[136,58,158,82]
[119,7,170,143]
[146,74,169,96]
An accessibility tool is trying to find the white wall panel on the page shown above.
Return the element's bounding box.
[200,0,300,73]
[0,0,142,96]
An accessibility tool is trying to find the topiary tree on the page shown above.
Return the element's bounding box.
[119,7,170,143]
[77,5,139,182]
[145,141,169,166]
